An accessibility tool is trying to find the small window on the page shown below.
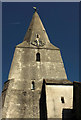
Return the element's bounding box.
[61,97,65,103]
[37,34,39,38]
[36,53,40,62]
[31,81,35,90]
[36,34,40,38]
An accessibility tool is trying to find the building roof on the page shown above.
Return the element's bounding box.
[73,81,81,84]
[44,79,73,85]
[17,11,59,50]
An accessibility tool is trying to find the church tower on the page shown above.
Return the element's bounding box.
[2,9,73,119]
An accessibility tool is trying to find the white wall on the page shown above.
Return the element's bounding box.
[46,85,73,118]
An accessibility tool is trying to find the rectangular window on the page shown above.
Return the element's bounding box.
[31,81,35,90]
[61,97,65,103]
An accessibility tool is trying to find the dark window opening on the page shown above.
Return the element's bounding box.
[36,53,40,61]
[31,81,35,90]
[61,97,65,103]
[36,34,40,38]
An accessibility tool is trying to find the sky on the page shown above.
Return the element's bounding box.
[2,2,79,87]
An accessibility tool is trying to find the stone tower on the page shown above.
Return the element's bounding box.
[2,9,73,119]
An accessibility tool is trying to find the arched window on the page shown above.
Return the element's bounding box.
[31,81,35,90]
[36,53,40,62]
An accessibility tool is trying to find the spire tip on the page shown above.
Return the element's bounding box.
[33,7,37,12]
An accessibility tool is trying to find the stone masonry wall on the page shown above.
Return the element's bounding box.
[2,47,67,118]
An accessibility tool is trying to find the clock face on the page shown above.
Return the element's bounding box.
[31,34,45,47]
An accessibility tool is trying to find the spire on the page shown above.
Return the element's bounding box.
[24,9,50,44]
[33,7,37,12]
[17,8,58,49]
